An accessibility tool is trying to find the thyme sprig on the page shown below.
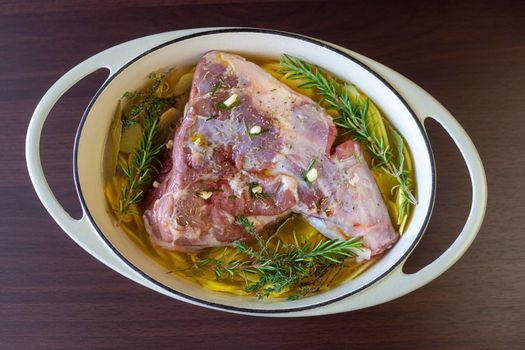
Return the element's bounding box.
[194,230,364,300]
[279,55,416,224]
[122,72,176,129]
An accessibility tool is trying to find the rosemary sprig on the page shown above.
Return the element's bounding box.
[194,234,364,300]
[117,72,176,221]
[279,55,416,224]
[118,105,164,221]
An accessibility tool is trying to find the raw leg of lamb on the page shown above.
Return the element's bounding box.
[143,51,397,257]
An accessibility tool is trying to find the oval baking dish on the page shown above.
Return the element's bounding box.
[26,28,487,317]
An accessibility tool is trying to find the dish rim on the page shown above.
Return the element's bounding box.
[73,28,436,314]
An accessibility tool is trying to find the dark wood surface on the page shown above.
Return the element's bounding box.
[2,0,524,349]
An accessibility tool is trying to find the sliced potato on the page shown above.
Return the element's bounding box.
[157,107,180,142]
[173,72,194,96]
[156,81,172,98]
[103,100,123,184]
[384,121,404,167]
[273,215,321,247]
[260,62,283,79]
[196,278,247,294]
[119,122,142,153]
[261,62,316,99]
[366,100,390,150]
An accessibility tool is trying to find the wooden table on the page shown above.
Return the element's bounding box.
[2,1,524,349]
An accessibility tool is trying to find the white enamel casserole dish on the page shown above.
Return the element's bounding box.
[26,28,487,317]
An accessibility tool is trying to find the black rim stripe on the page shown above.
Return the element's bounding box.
[73,28,436,314]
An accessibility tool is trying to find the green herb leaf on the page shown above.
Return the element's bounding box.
[210,81,221,97]
[235,215,256,235]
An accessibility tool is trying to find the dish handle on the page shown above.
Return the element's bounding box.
[25,47,148,278]
[326,69,488,314]
[397,82,488,290]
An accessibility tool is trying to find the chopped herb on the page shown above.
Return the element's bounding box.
[206,114,218,121]
[235,215,256,235]
[210,81,221,96]
[228,194,237,200]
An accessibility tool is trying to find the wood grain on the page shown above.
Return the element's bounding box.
[1,0,524,349]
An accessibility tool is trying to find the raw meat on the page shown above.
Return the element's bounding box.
[143,51,397,256]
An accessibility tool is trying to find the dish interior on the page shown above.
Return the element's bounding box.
[75,31,434,311]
